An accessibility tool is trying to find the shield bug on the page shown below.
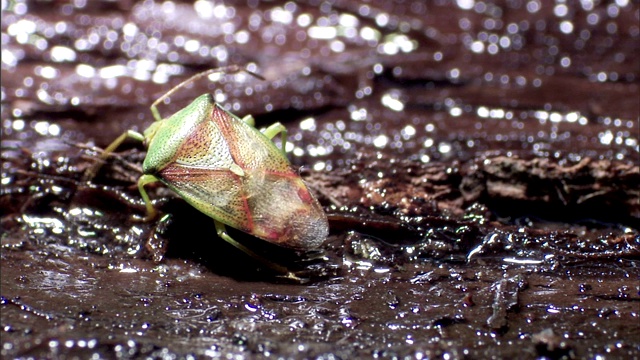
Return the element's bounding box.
[88,66,329,274]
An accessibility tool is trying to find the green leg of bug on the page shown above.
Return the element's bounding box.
[261,122,287,144]
[214,220,305,281]
[260,123,288,156]
[241,115,288,154]
[84,130,146,181]
[241,114,255,126]
[137,174,160,221]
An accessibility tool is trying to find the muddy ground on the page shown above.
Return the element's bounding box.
[1,1,639,359]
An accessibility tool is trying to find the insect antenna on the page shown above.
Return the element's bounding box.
[150,65,265,122]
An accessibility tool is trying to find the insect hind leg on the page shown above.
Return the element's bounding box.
[214,220,305,281]
[241,116,287,154]
[240,115,255,127]
[260,122,288,155]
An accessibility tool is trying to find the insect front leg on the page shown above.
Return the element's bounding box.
[84,130,145,181]
[137,174,161,221]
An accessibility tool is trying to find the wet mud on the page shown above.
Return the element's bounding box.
[1,1,639,359]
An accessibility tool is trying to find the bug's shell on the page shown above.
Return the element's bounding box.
[141,94,328,249]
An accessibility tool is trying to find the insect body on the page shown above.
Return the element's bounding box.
[91,66,329,270]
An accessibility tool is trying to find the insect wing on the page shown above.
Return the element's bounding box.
[214,106,328,248]
[244,171,329,249]
[158,106,251,231]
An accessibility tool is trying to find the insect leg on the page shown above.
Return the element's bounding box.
[240,114,255,127]
[240,115,288,154]
[137,174,161,221]
[260,122,288,155]
[84,130,145,181]
[213,220,303,280]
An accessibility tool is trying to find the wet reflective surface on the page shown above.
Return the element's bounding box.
[2,0,639,359]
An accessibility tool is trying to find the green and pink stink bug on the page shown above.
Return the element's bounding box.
[88,66,329,274]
